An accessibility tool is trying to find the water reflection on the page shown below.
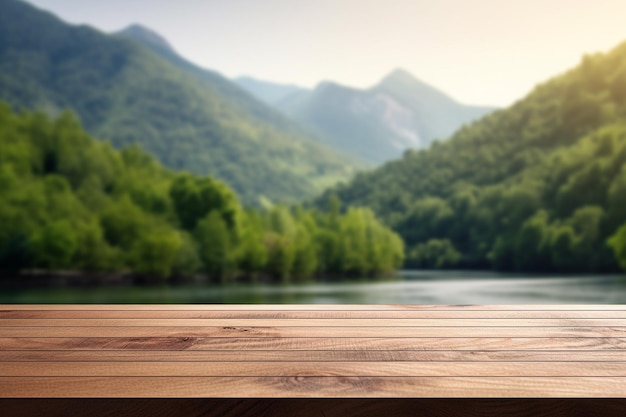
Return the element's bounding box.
[1,271,626,304]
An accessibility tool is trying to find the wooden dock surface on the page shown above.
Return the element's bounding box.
[1,304,625,416]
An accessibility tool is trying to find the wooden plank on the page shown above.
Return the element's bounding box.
[4,318,625,327]
[4,350,626,362]
[4,310,626,319]
[2,326,625,338]
[3,361,626,377]
[3,304,625,311]
[2,337,625,351]
[2,376,626,397]
[3,305,626,402]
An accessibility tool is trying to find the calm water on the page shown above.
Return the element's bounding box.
[2,271,626,304]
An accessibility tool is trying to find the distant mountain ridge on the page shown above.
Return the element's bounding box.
[236,70,496,164]
[117,24,175,53]
[234,76,307,106]
[372,69,495,144]
[0,0,361,205]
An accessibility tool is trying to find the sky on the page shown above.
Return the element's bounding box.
[26,0,626,107]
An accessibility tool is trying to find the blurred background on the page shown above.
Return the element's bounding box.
[1,0,626,304]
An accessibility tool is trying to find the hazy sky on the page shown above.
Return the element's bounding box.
[26,0,626,106]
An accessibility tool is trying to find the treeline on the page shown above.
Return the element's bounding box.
[0,103,404,282]
[0,0,358,206]
[321,41,626,273]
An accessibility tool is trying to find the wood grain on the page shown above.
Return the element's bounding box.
[4,318,625,326]
[2,304,625,402]
[2,376,626,397]
[3,361,626,377]
[2,325,625,338]
[2,336,625,350]
[4,350,626,362]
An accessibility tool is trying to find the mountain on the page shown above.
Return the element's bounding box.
[373,69,495,144]
[234,76,308,106]
[0,0,360,205]
[113,23,319,147]
[318,41,626,273]
[281,81,410,165]
[117,24,175,54]
[238,70,496,164]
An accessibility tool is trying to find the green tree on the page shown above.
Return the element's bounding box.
[170,174,240,232]
[264,233,296,282]
[396,198,454,247]
[339,208,369,275]
[129,230,182,280]
[608,224,626,271]
[314,229,342,275]
[567,206,606,271]
[549,225,578,272]
[236,212,267,280]
[30,221,77,269]
[514,211,551,271]
[407,239,461,269]
[195,211,234,281]
[291,225,318,279]
[171,232,202,277]
[100,196,146,250]
[72,220,120,271]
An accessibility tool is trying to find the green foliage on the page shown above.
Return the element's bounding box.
[609,224,626,270]
[407,239,461,269]
[170,174,240,231]
[195,211,235,282]
[548,225,577,271]
[512,211,551,271]
[129,230,182,279]
[321,40,626,272]
[235,213,268,280]
[338,208,369,275]
[264,233,296,282]
[397,198,454,247]
[0,105,402,282]
[72,220,118,271]
[30,221,77,269]
[0,0,360,206]
[171,233,202,277]
[100,196,147,250]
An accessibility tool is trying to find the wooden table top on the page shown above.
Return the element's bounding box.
[1,304,626,398]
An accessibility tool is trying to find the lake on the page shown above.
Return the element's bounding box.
[1,270,626,304]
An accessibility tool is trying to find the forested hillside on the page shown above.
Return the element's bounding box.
[320,41,626,272]
[0,0,359,205]
[0,104,404,281]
